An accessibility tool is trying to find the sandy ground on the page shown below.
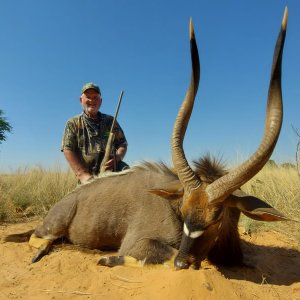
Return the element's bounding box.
[0,220,300,300]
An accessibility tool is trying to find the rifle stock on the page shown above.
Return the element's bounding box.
[99,132,115,175]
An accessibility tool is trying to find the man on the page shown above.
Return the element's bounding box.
[61,82,128,184]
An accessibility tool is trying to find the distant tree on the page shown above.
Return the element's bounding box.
[291,124,300,177]
[0,109,12,144]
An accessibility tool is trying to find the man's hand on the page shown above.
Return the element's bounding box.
[63,149,94,183]
[104,156,119,171]
[100,145,127,173]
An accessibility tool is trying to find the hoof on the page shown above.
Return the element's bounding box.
[190,261,201,270]
[174,254,200,270]
[174,259,190,270]
[98,256,125,267]
[30,238,53,263]
[31,253,43,263]
[31,248,49,263]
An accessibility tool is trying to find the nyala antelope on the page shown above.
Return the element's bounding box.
[5,8,289,270]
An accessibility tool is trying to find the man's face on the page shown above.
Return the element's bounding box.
[80,89,102,118]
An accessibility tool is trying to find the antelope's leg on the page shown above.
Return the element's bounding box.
[98,238,176,268]
[98,253,177,268]
[98,255,138,267]
[29,234,53,263]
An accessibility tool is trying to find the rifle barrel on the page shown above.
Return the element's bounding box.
[110,90,124,133]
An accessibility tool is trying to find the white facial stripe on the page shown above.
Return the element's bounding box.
[183,223,190,236]
[190,230,204,239]
[183,223,204,239]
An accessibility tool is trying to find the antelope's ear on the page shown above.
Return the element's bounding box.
[148,180,184,199]
[225,189,290,222]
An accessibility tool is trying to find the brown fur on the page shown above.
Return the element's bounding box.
[4,156,244,267]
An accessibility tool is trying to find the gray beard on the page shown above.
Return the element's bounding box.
[81,104,98,117]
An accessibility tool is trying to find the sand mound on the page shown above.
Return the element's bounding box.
[1,221,299,300]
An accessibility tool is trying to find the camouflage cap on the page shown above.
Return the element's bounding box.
[81,82,101,95]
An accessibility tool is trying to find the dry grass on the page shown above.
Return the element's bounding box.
[0,163,299,242]
[0,164,76,222]
[241,164,300,243]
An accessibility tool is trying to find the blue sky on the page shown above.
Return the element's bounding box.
[0,0,299,172]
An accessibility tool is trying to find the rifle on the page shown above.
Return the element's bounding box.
[98,90,124,175]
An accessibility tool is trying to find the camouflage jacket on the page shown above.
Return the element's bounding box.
[61,112,127,173]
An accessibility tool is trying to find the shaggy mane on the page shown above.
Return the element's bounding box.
[193,154,227,183]
[132,155,227,184]
[87,155,226,187]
